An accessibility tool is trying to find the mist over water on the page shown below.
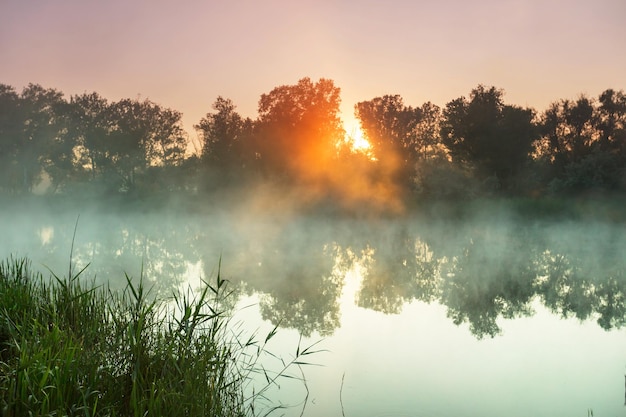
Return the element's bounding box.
[2,193,625,416]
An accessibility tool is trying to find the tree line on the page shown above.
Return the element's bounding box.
[1,78,625,205]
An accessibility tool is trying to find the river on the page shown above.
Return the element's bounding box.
[2,198,625,416]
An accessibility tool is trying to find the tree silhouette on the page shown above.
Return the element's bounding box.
[355,95,422,188]
[103,98,187,192]
[0,84,23,193]
[597,89,626,152]
[536,89,626,193]
[441,85,538,191]
[413,101,446,159]
[254,77,344,183]
[5,84,74,193]
[195,97,255,184]
[538,97,594,168]
[68,92,112,183]
[1,80,625,199]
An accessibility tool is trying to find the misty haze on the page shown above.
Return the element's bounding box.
[1,78,625,416]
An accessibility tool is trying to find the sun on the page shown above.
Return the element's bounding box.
[349,125,370,151]
[344,120,374,159]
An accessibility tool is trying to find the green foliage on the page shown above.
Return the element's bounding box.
[0,84,71,193]
[413,158,479,199]
[355,95,421,159]
[1,79,626,200]
[537,89,626,194]
[548,149,623,193]
[439,228,537,338]
[0,85,25,194]
[441,85,538,190]
[355,95,424,189]
[0,257,318,417]
[194,97,256,187]
[254,77,345,180]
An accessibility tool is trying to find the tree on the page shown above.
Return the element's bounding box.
[254,77,345,182]
[355,95,421,185]
[194,97,255,181]
[0,84,22,193]
[413,101,446,160]
[538,97,596,166]
[68,92,113,182]
[39,98,80,192]
[105,98,188,192]
[441,85,537,190]
[13,84,70,193]
[536,90,626,193]
[596,89,626,157]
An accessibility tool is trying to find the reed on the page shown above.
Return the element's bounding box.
[0,257,318,416]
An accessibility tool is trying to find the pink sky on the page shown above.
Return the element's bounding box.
[2,0,625,141]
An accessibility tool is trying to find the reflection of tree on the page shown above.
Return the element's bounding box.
[439,229,537,338]
[4,202,625,340]
[230,216,626,340]
[92,218,192,295]
[535,250,596,321]
[9,208,199,297]
[192,214,348,337]
[356,235,440,314]
[595,276,626,330]
[536,248,626,330]
[257,243,344,337]
[356,246,403,314]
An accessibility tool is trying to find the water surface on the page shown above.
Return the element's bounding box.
[2,200,625,416]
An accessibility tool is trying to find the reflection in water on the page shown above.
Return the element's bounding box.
[3,203,624,417]
[538,248,626,330]
[2,206,625,340]
[38,226,54,245]
[258,243,345,337]
[439,227,538,338]
[356,237,440,314]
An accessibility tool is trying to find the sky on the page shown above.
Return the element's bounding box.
[2,0,625,142]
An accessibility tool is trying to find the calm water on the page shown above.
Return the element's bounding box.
[3,200,625,416]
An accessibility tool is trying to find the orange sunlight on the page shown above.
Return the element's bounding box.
[282,117,405,215]
[344,120,375,160]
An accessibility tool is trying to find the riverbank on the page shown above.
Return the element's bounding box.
[0,257,312,417]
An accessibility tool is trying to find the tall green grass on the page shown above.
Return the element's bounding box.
[0,257,320,417]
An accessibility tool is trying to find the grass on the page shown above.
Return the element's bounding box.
[0,256,321,417]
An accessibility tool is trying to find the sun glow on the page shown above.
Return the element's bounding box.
[344,120,374,159]
[349,125,370,151]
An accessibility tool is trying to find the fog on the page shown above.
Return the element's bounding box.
[3,191,625,338]
[2,191,625,415]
